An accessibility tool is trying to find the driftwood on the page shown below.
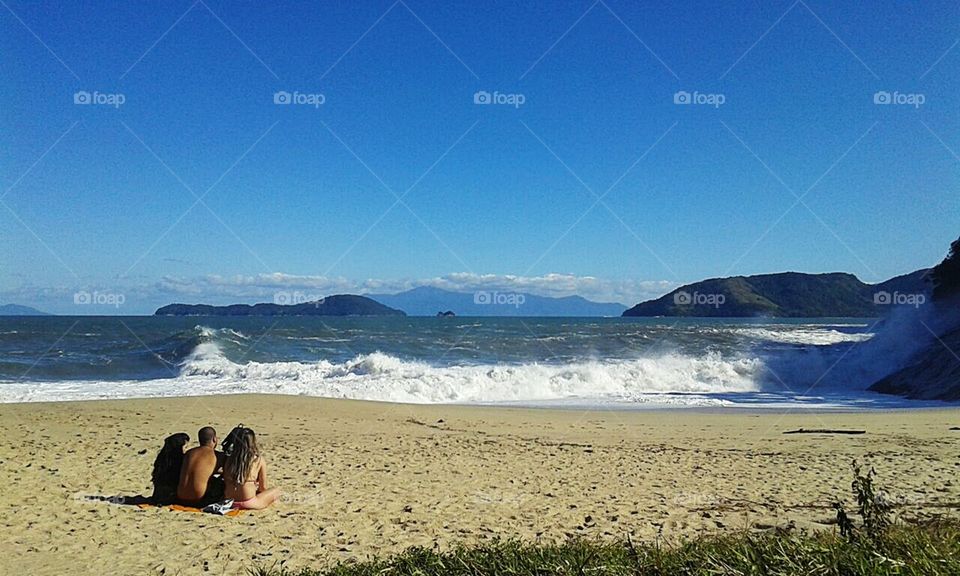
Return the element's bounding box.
[782,428,866,435]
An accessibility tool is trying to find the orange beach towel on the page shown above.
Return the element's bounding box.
[136,503,244,517]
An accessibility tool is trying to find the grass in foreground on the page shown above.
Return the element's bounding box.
[254,522,960,576]
[254,462,960,576]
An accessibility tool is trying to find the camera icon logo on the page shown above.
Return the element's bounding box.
[273,91,292,105]
[473,91,491,105]
[673,290,692,305]
[473,291,492,304]
[873,291,891,305]
[274,291,291,305]
[74,91,91,105]
[873,91,891,105]
[73,291,92,304]
[673,91,691,104]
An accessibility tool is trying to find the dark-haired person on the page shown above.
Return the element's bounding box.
[177,426,225,505]
[224,427,281,510]
[151,432,190,504]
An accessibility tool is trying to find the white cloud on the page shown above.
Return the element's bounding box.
[1,273,678,314]
[379,273,676,304]
[156,272,676,305]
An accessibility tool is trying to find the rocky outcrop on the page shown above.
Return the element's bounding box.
[868,238,960,401]
[869,326,960,401]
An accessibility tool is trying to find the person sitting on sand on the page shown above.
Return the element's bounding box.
[151,432,190,504]
[177,426,225,506]
[223,427,281,510]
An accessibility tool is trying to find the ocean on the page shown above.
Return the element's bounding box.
[0,316,939,408]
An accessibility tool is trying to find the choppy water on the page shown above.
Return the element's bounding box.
[0,316,939,408]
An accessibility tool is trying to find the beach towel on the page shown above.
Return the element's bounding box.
[135,502,244,517]
[202,500,236,515]
[83,493,245,516]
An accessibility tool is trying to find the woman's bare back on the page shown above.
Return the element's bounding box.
[224,456,263,501]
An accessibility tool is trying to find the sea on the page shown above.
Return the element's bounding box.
[0,316,943,408]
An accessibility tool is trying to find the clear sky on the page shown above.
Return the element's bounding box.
[2,0,959,314]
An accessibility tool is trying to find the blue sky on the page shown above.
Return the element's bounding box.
[2,0,958,314]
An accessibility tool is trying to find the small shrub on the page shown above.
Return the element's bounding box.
[835,459,894,542]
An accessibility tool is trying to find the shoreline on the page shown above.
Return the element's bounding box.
[2,395,958,575]
[0,389,952,412]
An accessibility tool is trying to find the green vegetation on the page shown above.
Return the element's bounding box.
[253,462,960,576]
[253,523,960,576]
[933,236,960,300]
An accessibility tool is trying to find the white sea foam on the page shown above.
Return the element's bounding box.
[732,327,873,345]
[0,322,908,406]
[196,326,249,341]
[0,342,763,404]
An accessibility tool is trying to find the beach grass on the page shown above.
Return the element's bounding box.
[253,520,960,576]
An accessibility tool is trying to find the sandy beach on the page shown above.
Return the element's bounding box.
[1,395,958,575]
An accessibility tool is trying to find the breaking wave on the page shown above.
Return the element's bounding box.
[173,339,763,404]
[5,319,926,408]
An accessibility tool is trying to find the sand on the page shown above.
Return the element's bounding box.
[1,395,958,575]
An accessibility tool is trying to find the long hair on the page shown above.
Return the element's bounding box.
[224,427,260,485]
[221,424,246,457]
[151,432,189,486]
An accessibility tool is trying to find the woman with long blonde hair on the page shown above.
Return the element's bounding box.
[223,427,280,510]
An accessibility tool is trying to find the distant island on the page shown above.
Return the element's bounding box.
[369,286,626,317]
[0,304,51,316]
[154,295,405,317]
[622,270,931,318]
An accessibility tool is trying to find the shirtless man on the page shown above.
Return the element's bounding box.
[177,426,225,505]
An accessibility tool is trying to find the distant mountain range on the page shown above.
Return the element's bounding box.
[0,304,50,316]
[369,286,627,317]
[154,295,405,316]
[4,270,938,320]
[622,269,931,317]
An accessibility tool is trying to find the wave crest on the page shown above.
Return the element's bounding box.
[733,327,873,345]
[175,345,762,404]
